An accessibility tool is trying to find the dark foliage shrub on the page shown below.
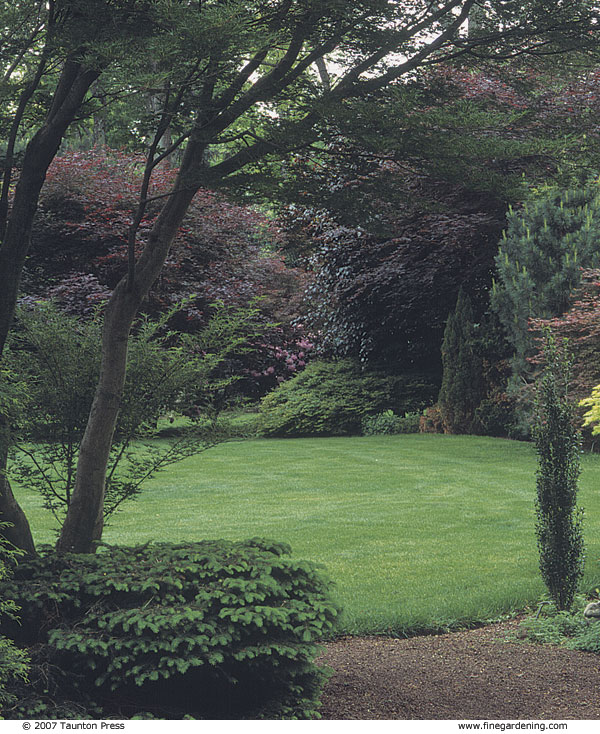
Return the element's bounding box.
[361,410,420,435]
[0,539,339,720]
[304,213,501,372]
[0,525,29,715]
[258,360,437,437]
[438,289,484,434]
[471,393,516,438]
[418,405,444,433]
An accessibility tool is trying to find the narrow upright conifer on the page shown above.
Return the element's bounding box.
[438,289,483,433]
[534,331,584,610]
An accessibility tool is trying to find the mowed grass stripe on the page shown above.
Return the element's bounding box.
[16,434,600,635]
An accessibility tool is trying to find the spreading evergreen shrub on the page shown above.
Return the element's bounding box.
[0,539,340,720]
[361,410,420,435]
[258,359,437,437]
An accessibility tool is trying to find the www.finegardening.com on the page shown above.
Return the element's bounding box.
[458,723,568,731]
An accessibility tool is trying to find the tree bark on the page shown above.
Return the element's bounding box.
[0,59,101,359]
[0,59,101,553]
[0,415,35,557]
[56,143,203,553]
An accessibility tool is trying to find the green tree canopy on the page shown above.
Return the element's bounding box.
[491,182,600,379]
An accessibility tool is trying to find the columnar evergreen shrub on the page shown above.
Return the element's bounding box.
[438,289,484,433]
[258,360,437,437]
[0,539,339,720]
[533,333,584,611]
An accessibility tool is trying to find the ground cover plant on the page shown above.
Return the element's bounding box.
[16,434,600,637]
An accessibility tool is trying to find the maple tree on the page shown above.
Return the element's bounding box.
[0,0,159,555]
[27,150,296,318]
[25,149,310,397]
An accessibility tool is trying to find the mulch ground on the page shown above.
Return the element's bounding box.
[317,619,600,720]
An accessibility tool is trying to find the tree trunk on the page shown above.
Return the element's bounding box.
[56,281,139,553]
[0,416,35,557]
[0,60,101,553]
[91,80,107,148]
[315,57,331,93]
[56,143,203,553]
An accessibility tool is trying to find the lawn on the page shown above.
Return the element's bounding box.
[15,434,600,636]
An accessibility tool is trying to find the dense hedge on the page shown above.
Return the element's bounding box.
[258,359,437,437]
[0,539,340,720]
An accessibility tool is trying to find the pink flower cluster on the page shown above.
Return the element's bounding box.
[249,337,313,384]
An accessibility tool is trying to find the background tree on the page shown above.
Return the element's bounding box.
[491,182,600,382]
[302,201,500,375]
[438,289,484,433]
[25,150,304,328]
[273,56,600,380]
[23,149,311,399]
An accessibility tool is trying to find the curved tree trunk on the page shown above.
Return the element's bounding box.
[56,144,203,554]
[55,281,139,553]
[0,60,101,554]
[0,416,35,557]
[0,479,36,557]
[0,60,100,358]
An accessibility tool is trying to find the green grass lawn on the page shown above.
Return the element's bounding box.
[15,434,600,636]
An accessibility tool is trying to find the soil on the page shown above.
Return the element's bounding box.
[317,619,600,720]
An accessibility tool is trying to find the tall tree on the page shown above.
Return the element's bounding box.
[0,0,163,553]
[438,289,484,433]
